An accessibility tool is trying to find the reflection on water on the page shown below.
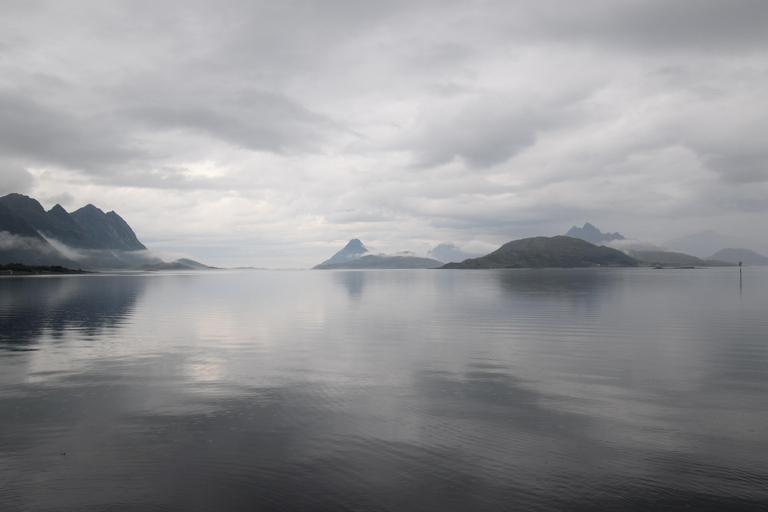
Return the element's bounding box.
[0,275,147,347]
[1,268,767,511]
[333,270,367,300]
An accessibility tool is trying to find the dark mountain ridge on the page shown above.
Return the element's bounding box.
[70,204,147,252]
[0,193,154,269]
[441,236,638,269]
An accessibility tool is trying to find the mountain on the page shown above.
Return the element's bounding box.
[564,223,625,245]
[175,258,217,269]
[69,204,147,251]
[441,236,639,269]
[0,193,154,269]
[708,248,768,266]
[663,230,740,259]
[625,249,733,267]
[138,261,195,271]
[0,203,81,267]
[315,254,442,269]
[0,194,103,250]
[314,239,370,268]
[427,243,482,263]
[314,239,442,269]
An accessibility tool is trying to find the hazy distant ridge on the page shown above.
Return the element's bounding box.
[564,223,625,245]
[708,248,768,266]
[314,239,442,269]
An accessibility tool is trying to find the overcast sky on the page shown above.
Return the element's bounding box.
[2,0,767,267]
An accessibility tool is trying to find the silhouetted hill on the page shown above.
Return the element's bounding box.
[564,223,625,245]
[708,248,768,266]
[626,249,734,267]
[315,239,370,268]
[315,254,442,269]
[441,236,638,269]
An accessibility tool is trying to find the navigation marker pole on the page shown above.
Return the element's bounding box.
[739,261,742,293]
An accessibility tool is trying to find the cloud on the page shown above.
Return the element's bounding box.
[1,0,767,266]
[0,165,34,195]
[0,230,53,253]
[0,90,148,173]
[492,0,768,52]
[123,90,339,155]
[398,99,564,169]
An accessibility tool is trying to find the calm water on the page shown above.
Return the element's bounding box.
[1,268,767,511]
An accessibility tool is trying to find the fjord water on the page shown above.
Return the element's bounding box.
[1,268,767,511]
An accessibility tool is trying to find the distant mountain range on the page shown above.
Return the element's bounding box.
[315,239,370,267]
[708,248,768,266]
[625,249,733,267]
[0,193,210,270]
[663,230,740,259]
[564,223,625,245]
[314,226,765,271]
[5,196,764,270]
[314,239,442,269]
[564,223,766,266]
[427,243,482,263]
[441,236,638,269]
[316,254,443,269]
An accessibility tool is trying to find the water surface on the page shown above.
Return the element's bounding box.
[1,268,767,511]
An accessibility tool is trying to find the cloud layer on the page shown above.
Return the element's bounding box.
[2,0,767,266]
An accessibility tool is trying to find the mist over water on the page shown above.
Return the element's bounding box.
[1,268,767,511]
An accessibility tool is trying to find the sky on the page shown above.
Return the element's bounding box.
[1,0,767,268]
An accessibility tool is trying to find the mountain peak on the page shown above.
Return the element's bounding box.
[343,238,366,251]
[0,193,47,215]
[76,204,105,215]
[70,203,146,251]
[564,223,625,246]
[314,238,370,268]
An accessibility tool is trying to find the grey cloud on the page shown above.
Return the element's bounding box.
[0,165,34,195]
[93,167,239,191]
[124,91,338,154]
[0,231,52,253]
[0,90,147,173]
[400,98,581,169]
[1,0,766,266]
[704,153,768,185]
[497,0,768,52]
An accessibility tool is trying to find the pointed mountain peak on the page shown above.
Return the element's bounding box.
[564,223,625,245]
[314,238,370,268]
[76,204,106,215]
[343,238,367,251]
